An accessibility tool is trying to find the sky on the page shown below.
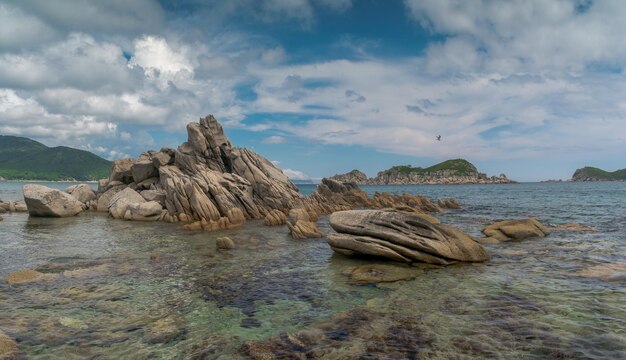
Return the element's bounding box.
[1,0,626,181]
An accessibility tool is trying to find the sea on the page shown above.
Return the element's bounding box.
[0,181,624,359]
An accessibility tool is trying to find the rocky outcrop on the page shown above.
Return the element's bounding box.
[108,188,146,219]
[65,184,96,204]
[329,169,368,184]
[481,218,551,242]
[93,115,303,229]
[0,330,20,359]
[23,184,84,217]
[437,198,461,209]
[327,210,490,265]
[330,159,514,185]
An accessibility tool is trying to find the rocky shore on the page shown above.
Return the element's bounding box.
[330,160,514,185]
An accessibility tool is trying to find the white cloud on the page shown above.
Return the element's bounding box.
[262,135,287,144]
[0,3,58,50]
[283,168,310,180]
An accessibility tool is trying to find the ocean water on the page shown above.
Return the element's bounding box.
[0,181,624,359]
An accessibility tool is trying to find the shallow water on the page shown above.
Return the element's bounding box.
[0,182,625,359]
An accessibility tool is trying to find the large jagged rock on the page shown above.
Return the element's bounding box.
[104,115,303,226]
[65,184,96,204]
[482,218,551,242]
[264,209,287,226]
[23,184,84,217]
[288,220,324,239]
[327,210,490,265]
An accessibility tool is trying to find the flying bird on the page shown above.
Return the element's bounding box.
[436,135,442,141]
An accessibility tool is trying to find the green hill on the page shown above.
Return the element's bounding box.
[386,159,479,176]
[572,166,626,181]
[0,135,112,181]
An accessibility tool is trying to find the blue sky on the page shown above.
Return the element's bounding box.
[1,0,626,181]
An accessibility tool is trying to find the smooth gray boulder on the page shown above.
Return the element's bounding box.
[97,185,126,212]
[23,184,83,217]
[327,210,490,265]
[65,184,96,204]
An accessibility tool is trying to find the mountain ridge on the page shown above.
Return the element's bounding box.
[0,135,112,181]
[572,166,626,181]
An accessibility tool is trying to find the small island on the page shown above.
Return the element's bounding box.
[571,166,626,182]
[330,159,514,185]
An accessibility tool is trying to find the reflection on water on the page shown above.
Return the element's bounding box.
[0,182,625,358]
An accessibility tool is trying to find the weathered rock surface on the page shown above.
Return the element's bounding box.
[140,189,166,205]
[65,184,96,204]
[288,220,324,239]
[108,187,146,219]
[482,218,551,242]
[131,160,158,183]
[97,185,125,212]
[0,330,19,359]
[108,158,135,183]
[437,198,461,209]
[23,184,83,217]
[264,209,287,226]
[328,210,490,265]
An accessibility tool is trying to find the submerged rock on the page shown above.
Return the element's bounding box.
[216,236,235,250]
[482,218,551,242]
[23,184,83,217]
[551,223,596,232]
[327,210,490,265]
[6,269,58,285]
[342,264,421,284]
[437,198,461,209]
[144,315,186,344]
[0,330,19,359]
[575,261,626,281]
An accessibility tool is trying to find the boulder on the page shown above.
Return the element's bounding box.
[13,201,27,212]
[109,158,135,183]
[23,184,84,217]
[96,185,126,212]
[482,218,551,242]
[127,201,163,219]
[264,209,287,226]
[341,264,421,284]
[137,177,159,190]
[140,189,166,205]
[108,187,146,219]
[131,160,158,183]
[151,151,172,167]
[288,208,311,223]
[288,220,323,239]
[327,210,490,265]
[216,236,236,250]
[65,184,96,203]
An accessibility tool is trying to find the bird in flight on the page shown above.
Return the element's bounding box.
[436,135,442,141]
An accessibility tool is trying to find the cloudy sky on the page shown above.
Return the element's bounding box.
[1,0,625,181]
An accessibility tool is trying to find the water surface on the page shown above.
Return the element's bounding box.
[0,182,624,359]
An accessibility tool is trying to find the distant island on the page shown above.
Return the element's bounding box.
[0,135,111,181]
[572,166,626,182]
[330,159,514,185]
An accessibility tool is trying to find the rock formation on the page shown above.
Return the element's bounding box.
[65,184,97,204]
[0,200,28,213]
[327,210,490,265]
[61,115,452,233]
[330,159,515,185]
[329,169,368,184]
[481,218,551,243]
[23,184,84,217]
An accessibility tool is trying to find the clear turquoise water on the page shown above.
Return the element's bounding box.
[0,181,624,359]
